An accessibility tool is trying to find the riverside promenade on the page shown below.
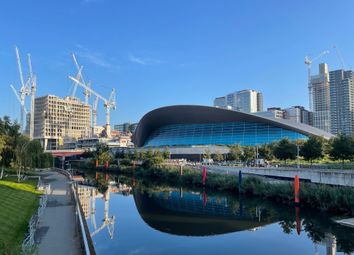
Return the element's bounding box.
[202,165,354,187]
[35,171,81,255]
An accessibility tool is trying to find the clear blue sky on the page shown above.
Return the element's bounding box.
[1,0,354,125]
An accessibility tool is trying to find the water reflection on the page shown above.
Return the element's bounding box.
[77,185,118,239]
[133,187,275,236]
[77,177,354,255]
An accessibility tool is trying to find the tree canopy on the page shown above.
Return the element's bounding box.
[273,138,297,164]
[300,136,324,165]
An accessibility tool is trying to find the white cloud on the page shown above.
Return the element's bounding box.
[75,44,119,70]
[81,0,104,5]
[129,54,164,66]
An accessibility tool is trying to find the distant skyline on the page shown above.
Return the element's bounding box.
[1,0,354,125]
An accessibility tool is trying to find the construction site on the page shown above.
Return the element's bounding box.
[10,47,131,151]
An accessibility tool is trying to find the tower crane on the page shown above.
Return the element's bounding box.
[304,50,329,111]
[90,187,115,239]
[71,53,91,104]
[92,96,99,131]
[10,46,31,133]
[10,84,28,115]
[28,53,36,140]
[68,76,116,138]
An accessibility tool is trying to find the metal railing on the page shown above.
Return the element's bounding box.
[21,184,50,254]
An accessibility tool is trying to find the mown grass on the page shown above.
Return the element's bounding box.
[0,177,40,254]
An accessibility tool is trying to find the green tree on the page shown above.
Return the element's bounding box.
[213,153,224,162]
[13,135,30,182]
[162,147,171,159]
[258,144,274,161]
[241,146,255,164]
[26,139,43,169]
[329,134,354,169]
[300,136,324,165]
[132,149,139,160]
[273,138,297,164]
[227,144,242,161]
[98,151,112,164]
[145,148,154,159]
[203,149,212,160]
[0,135,6,164]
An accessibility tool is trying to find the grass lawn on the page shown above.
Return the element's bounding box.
[0,177,40,254]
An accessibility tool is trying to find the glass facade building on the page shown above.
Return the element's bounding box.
[144,121,307,147]
[133,105,333,148]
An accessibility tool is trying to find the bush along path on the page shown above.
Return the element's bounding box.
[117,166,354,216]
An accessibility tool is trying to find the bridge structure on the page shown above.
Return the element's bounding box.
[47,149,85,170]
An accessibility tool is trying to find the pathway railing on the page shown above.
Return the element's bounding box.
[21,184,50,254]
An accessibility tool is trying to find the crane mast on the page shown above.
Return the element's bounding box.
[28,53,36,140]
[68,76,116,138]
[11,46,31,133]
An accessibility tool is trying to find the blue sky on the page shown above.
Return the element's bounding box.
[1,0,354,125]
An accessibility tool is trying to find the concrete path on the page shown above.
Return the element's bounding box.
[36,171,82,255]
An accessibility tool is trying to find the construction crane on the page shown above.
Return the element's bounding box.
[10,84,28,115]
[90,187,115,239]
[304,50,329,111]
[92,96,99,131]
[28,53,36,140]
[71,53,91,104]
[333,45,346,70]
[68,76,116,138]
[10,46,31,133]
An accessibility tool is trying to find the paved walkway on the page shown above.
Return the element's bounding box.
[36,171,82,255]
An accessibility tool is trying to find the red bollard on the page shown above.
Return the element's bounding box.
[105,161,109,169]
[202,167,207,186]
[105,173,108,181]
[95,172,98,180]
[294,175,300,204]
[95,159,99,168]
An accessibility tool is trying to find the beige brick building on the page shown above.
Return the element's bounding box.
[34,95,91,150]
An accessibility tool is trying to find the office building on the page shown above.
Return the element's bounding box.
[309,63,331,132]
[329,69,354,135]
[284,106,312,125]
[34,95,91,150]
[254,107,285,119]
[214,89,263,113]
[114,122,138,133]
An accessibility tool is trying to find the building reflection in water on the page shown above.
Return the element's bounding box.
[78,180,352,255]
[77,185,116,239]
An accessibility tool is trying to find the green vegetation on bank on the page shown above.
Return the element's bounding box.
[0,178,40,253]
[0,116,52,181]
[119,166,354,216]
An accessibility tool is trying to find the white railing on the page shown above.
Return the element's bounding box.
[21,184,50,254]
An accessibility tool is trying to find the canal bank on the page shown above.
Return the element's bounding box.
[201,165,354,187]
[115,165,354,216]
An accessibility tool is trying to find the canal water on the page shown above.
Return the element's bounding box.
[77,177,354,255]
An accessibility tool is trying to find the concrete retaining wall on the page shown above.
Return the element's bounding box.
[202,166,354,187]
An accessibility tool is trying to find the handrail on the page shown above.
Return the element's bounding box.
[71,182,97,255]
